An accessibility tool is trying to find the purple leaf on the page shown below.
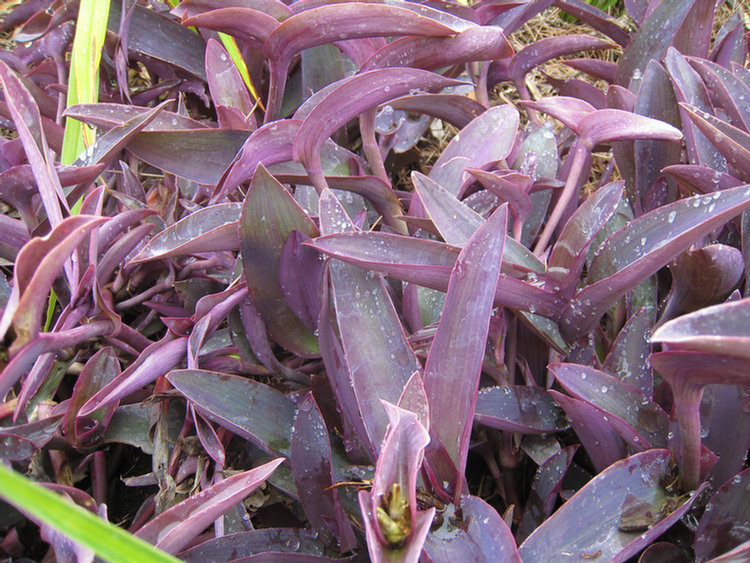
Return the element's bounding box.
[80,336,186,416]
[126,129,250,185]
[687,58,750,133]
[427,105,519,196]
[555,0,630,45]
[305,231,564,317]
[615,0,695,87]
[423,495,522,563]
[519,450,706,563]
[292,68,464,191]
[64,103,208,131]
[705,540,750,563]
[278,230,323,332]
[168,369,296,456]
[663,164,740,193]
[109,1,207,79]
[648,351,750,489]
[466,168,534,231]
[291,393,357,550]
[319,189,420,450]
[387,93,486,129]
[360,25,512,72]
[550,363,669,449]
[0,61,66,227]
[602,308,653,396]
[182,7,280,50]
[521,96,595,132]
[412,171,543,274]
[474,385,568,434]
[549,390,627,472]
[0,215,107,352]
[135,458,283,554]
[659,244,744,323]
[241,164,320,357]
[179,528,325,563]
[651,297,750,358]
[564,58,618,83]
[547,181,624,289]
[130,203,241,264]
[423,205,507,492]
[695,467,750,562]
[516,445,578,543]
[359,403,433,563]
[63,347,120,448]
[680,103,750,182]
[262,3,459,119]
[576,109,683,150]
[560,185,750,342]
[205,39,254,122]
[0,416,62,460]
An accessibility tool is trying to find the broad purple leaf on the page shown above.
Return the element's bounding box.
[706,540,750,563]
[427,105,519,196]
[72,100,171,168]
[359,403,433,563]
[665,48,728,170]
[63,347,120,448]
[549,390,627,472]
[474,385,568,434]
[135,458,283,554]
[633,61,682,205]
[182,7,280,50]
[663,164,740,193]
[423,205,507,487]
[563,58,618,83]
[601,308,653,396]
[672,0,716,59]
[360,25,512,72]
[168,369,296,456]
[80,336,186,416]
[519,450,705,563]
[517,445,578,543]
[555,0,629,45]
[615,0,695,87]
[387,93,486,130]
[263,3,459,119]
[109,1,207,79]
[551,363,669,449]
[305,231,564,317]
[397,371,429,430]
[0,61,66,227]
[317,276,376,461]
[130,203,241,263]
[319,189,420,450]
[493,34,613,84]
[466,168,534,229]
[0,416,62,460]
[241,164,319,357]
[291,393,356,550]
[576,109,683,151]
[695,468,750,562]
[412,171,544,274]
[680,104,750,182]
[547,181,624,288]
[293,68,464,191]
[660,244,744,322]
[0,215,107,351]
[205,38,254,125]
[64,102,208,131]
[712,17,748,68]
[688,58,750,133]
[179,528,326,563]
[651,297,750,358]
[521,96,596,132]
[279,230,323,332]
[423,495,522,563]
[126,129,250,185]
[544,75,606,109]
[560,185,750,342]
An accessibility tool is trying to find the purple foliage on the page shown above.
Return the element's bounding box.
[0,1,749,562]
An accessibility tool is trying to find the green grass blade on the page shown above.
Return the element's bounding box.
[61,0,112,165]
[0,464,182,563]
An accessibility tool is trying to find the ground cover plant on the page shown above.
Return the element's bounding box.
[0,0,749,561]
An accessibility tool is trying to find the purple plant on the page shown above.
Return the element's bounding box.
[1,1,750,562]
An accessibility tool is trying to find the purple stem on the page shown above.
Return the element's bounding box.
[533,141,590,255]
[359,109,390,185]
[91,450,107,506]
[264,60,288,123]
[674,383,705,491]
